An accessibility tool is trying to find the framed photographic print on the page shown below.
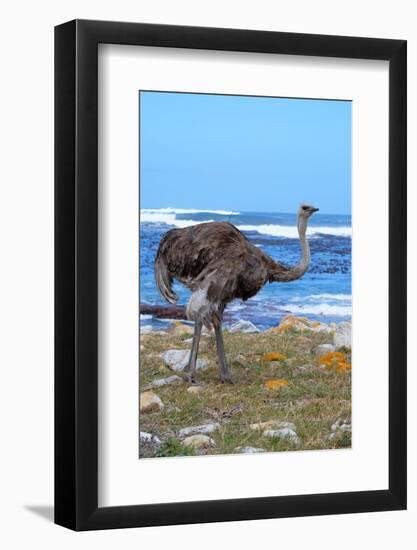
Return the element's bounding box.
[55,20,407,530]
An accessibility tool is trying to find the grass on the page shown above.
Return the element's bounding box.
[156,437,196,457]
[139,325,351,458]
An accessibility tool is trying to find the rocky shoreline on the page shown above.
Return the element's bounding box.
[140,303,187,320]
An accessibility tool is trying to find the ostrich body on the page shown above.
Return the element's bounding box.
[154,204,319,383]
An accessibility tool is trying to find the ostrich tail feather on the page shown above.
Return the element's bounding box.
[154,252,178,304]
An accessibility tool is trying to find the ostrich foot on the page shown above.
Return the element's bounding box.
[220,373,234,384]
[182,370,196,384]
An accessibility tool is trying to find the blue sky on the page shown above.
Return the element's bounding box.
[140,91,351,215]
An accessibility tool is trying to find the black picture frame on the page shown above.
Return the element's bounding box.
[55,19,407,531]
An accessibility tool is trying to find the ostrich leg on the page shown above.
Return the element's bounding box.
[183,319,202,383]
[214,323,233,383]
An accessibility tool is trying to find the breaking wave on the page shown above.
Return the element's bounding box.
[237,224,351,238]
[282,303,352,316]
[141,209,351,239]
[142,207,240,215]
[289,293,351,302]
[140,210,214,227]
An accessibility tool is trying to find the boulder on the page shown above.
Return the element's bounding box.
[334,321,351,348]
[162,349,209,372]
[250,420,296,431]
[139,431,161,446]
[228,320,260,333]
[139,303,186,319]
[326,417,352,441]
[178,423,220,438]
[271,315,333,334]
[263,427,301,444]
[140,391,164,414]
[187,385,204,395]
[318,351,351,372]
[182,434,216,450]
[234,446,266,454]
[143,375,183,390]
[331,418,352,433]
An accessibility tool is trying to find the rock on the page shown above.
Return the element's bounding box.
[139,431,161,446]
[187,385,204,395]
[327,418,352,441]
[318,351,351,372]
[264,379,289,390]
[178,423,220,437]
[139,431,162,458]
[263,427,301,444]
[140,391,164,414]
[143,375,183,390]
[162,349,209,372]
[270,315,333,334]
[314,343,336,358]
[140,328,167,336]
[334,321,351,348]
[228,320,260,333]
[261,352,287,361]
[169,321,194,336]
[140,303,186,319]
[250,420,296,431]
[331,418,352,432]
[234,446,266,454]
[182,434,216,450]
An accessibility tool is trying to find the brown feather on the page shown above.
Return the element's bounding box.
[154,222,290,312]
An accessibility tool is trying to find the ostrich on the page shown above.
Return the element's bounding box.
[154,203,319,383]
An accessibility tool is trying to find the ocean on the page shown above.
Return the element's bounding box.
[140,208,351,332]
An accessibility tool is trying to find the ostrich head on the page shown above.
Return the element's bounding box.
[298,203,319,219]
[298,203,319,232]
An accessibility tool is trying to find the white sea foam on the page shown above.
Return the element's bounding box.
[141,210,219,227]
[140,211,215,227]
[237,224,352,238]
[289,293,351,303]
[283,303,352,316]
[142,207,239,216]
[140,314,153,320]
[141,206,238,227]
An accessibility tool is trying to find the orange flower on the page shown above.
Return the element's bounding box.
[262,352,287,361]
[319,351,351,372]
[264,379,289,390]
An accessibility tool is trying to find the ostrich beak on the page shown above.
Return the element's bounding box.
[311,207,319,213]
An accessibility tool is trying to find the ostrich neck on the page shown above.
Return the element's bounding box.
[268,215,310,282]
[296,216,310,274]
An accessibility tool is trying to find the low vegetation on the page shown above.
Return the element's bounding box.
[139,325,351,458]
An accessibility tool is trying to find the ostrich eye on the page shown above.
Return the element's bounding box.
[302,206,308,210]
